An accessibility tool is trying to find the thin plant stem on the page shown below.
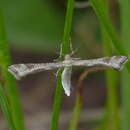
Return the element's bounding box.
[120,0,130,130]
[61,0,75,56]
[0,9,25,130]
[50,0,75,130]
[89,0,130,74]
[0,85,16,130]
[90,0,127,55]
[50,69,63,130]
[69,67,108,130]
[101,1,120,130]
[69,94,82,130]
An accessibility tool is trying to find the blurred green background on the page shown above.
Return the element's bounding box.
[1,0,102,57]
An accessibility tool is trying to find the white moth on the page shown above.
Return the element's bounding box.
[8,55,128,96]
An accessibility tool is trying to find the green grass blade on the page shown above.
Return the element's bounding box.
[105,70,120,130]
[61,0,75,56]
[0,9,25,130]
[90,0,130,129]
[51,0,75,130]
[90,0,130,74]
[121,68,130,130]
[51,69,63,130]
[0,85,16,130]
[102,26,120,130]
[90,0,126,55]
[120,0,130,130]
[101,0,120,130]
[69,94,82,130]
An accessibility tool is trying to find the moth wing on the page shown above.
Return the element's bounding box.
[8,61,65,80]
[61,66,72,96]
[8,64,38,80]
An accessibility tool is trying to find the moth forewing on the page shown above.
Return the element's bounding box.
[61,66,72,96]
[8,62,64,80]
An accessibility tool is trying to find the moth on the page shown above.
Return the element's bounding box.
[8,55,128,96]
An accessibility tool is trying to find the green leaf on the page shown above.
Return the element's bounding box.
[0,85,16,130]
[0,9,25,130]
[90,0,127,56]
[69,94,82,130]
[51,0,75,130]
[120,0,130,130]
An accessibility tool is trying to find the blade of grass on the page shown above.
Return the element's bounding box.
[69,94,82,130]
[0,9,25,130]
[120,0,130,130]
[0,85,16,130]
[50,0,75,130]
[89,0,130,78]
[51,69,63,130]
[121,68,130,130]
[89,0,130,129]
[101,1,120,130]
[102,28,120,130]
[61,0,75,56]
[69,67,107,130]
[104,70,120,130]
[90,0,127,56]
